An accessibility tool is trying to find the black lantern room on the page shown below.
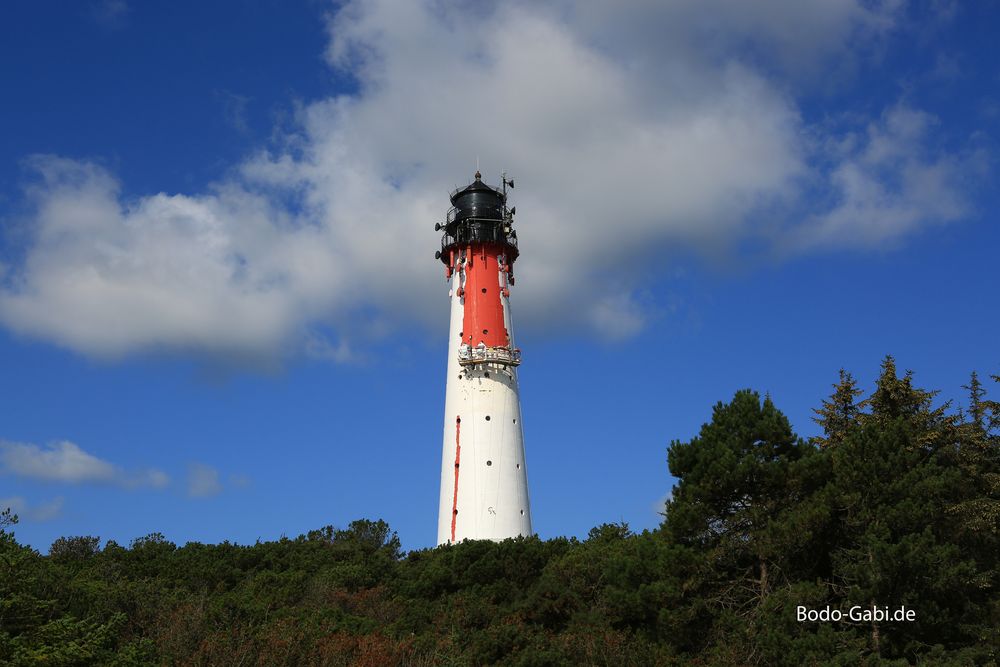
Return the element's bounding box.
[437,171,518,266]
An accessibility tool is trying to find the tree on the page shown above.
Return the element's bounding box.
[826,357,987,660]
[812,369,863,448]
[664,390,826,663]
[49,536,101,562]
[951,371,1000,537]
[1,507,17,532]
[963,371,990,433]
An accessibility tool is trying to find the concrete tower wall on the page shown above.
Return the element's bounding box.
[437,259,531,544]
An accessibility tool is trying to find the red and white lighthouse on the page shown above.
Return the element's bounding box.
[435,170,531,544]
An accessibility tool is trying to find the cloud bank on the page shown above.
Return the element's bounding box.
[186,463,223,498]
[0,439,169,488]
[0,0,977,360]
[0,495,64,522]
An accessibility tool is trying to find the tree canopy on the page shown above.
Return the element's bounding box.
[1,358,998,665]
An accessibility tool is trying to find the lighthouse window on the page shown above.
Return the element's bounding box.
[520,510,524,516]
[516,463,521,470]
[482,329,488,334]
[513,419,517,424]
[486,460,492,466]
[485,415,491,421]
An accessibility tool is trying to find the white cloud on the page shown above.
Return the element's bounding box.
[785,105,978,252]
[131,468,171,490]
[1,495,65,522]
[586,292,647,341]
[555,0,900,82]
[0,439,169,489]
[0,0,978,361]
[1,440,116,483]
[187,463,223,498]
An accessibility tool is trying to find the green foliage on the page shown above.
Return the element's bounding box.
[49,536,101,562]
[7,613,126,666]
[1,507,18,531]
[813,369,864,448]
[653,359,1000,664]
[2,359,999,664]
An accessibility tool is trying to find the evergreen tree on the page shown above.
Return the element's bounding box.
[812,369,863,448]
[963,371,989,433]
[949,371,1000,656]
[952,371,1000,537]
[664,390,826,663]
[859,356,953,438]
[827,357,986,660]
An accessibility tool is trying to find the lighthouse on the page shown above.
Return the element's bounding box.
[435,170,531,544]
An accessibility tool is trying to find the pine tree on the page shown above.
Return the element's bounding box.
[949,372,1000,656]
[860,356,948,428]
[952,371,1000,536]
[828,357,986,660]
[813,369,864,448]
[664,390,827,663]
[963,371,989,433]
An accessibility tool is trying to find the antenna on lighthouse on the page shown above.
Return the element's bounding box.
[501,171,515,216]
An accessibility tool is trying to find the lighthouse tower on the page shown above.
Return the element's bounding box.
[435,171,531,544]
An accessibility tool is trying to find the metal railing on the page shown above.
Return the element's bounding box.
[440,222,518,257]
[447,205,504,225]
[458,344,522,367]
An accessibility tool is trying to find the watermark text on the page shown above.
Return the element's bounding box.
[797,606,915,623]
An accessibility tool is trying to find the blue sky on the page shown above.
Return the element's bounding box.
[1,0,998,552]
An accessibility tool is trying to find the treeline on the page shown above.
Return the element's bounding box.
[1,357,999,665]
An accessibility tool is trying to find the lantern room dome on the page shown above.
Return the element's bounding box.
[449,171,505,223]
